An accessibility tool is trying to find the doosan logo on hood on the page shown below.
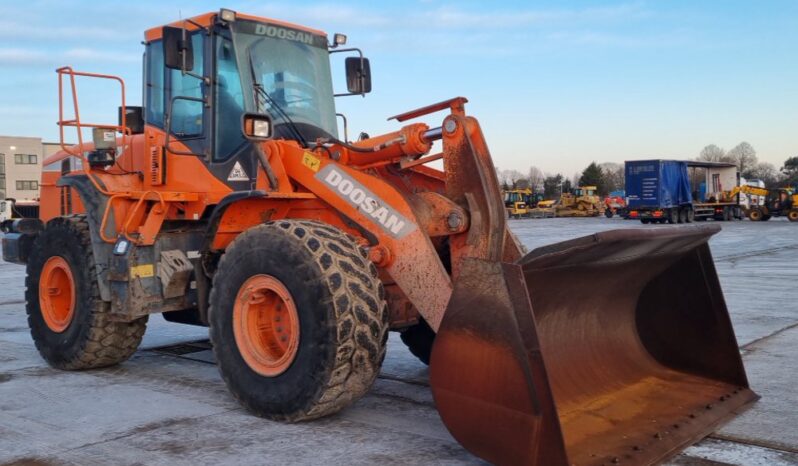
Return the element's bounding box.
[317,166,416,239]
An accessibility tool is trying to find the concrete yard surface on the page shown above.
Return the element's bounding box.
[1,217,797,465]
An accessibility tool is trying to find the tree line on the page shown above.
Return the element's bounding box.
[697,142,797,188]
[498,162,625,199]
[498,142,798,199]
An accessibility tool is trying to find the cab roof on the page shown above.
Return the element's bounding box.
[143,11,327,42]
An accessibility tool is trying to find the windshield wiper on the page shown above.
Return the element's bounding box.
[246,51,308,147]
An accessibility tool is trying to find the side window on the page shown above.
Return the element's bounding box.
[146,41,165,127]
[170,33,205,138]
[214,36,245,160]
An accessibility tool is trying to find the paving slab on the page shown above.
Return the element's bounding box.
[715,325,798,453]
[672,438,798,466]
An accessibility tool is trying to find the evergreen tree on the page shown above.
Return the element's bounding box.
[578,162,605,194]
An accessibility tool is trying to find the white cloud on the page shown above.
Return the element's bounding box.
[546,30,690,48]
[63,48,140,63]
[251,1,652,31]
[239,1,669,56]
[251,3,391,28]
[0,21,129,41]
[0,48,50,65]
[0,47,138,67]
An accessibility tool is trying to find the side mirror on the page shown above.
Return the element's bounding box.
[345,57,371,94]
[163,26,194,71]
[242,113,273,140]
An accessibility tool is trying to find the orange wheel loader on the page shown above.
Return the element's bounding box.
[1,9,757,465]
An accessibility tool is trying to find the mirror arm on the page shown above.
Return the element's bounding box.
[181,69,211,86]
[176,22,210,85]
[331,47,368,97]
[328,47,363,57]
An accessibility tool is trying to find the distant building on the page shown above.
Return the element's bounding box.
[0,136,66,201]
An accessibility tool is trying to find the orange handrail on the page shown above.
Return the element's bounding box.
[56,66,134,196]
[56,66,143,243]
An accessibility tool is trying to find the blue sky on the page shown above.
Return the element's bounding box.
[1,0,796,176]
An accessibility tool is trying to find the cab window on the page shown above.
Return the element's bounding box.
[214,36,246,160]
[145,41,165,128]
[169,33,205,138]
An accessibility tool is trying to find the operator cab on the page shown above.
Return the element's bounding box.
[141,9,371,188]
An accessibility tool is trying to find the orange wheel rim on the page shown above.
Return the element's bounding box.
[233,275,300,376]
[39,256,76,333]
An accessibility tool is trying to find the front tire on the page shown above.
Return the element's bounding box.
[25,216,147,370]
[788,210,798,222]
[209,220,388,421]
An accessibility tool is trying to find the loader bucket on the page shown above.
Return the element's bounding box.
[430,225,757,466]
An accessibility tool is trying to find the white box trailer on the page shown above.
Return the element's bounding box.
[689,161,743,221]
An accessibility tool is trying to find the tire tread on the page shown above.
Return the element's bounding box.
[25,215,147,370]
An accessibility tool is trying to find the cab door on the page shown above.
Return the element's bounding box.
[207,30,259,192]
[143,30,211,186]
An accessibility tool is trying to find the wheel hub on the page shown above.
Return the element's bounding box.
[39,256,76,333]
[233,275,299,376]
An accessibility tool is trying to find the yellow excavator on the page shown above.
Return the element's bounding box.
[504,188,535,218]
[728,185,798,222]
[555,185,604,217]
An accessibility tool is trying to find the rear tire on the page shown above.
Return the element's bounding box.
[399,319,435,365]
[668,209,678,224]
[788,210,798,222]
[641,219,651,224]
[686,208,695,223]
[209,220,388,421]
[678,208,687,223]
[748,208,763,221]
[25,216,147,370]
[604,209,614,218]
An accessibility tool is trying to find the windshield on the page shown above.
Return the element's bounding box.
[230,20,338,141]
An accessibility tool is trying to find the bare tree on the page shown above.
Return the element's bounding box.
[599,162,624,194]
[745,162,780,187]
[698,144,729,163]
[497,169,526,189]
[727,142,758,176]
[527,166,545,192]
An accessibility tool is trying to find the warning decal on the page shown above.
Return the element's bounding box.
[227,162,249,181]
